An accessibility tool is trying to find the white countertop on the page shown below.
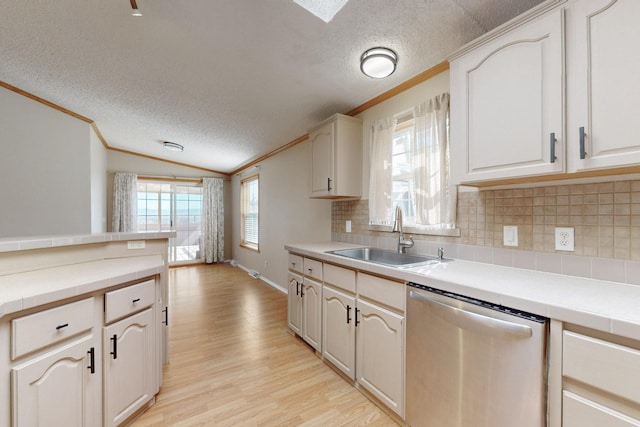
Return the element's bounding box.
[285,242,640,341]
[0,255,165,318]
[0,231,175,253]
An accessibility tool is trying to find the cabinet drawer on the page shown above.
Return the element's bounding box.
[563,331,640,403]
[563,390,640,427]
[303,258,323,281]
[324,263,355,293]
[105,279,155,324]
[357,273,404,312]
[12,297,95,359]
[288,253,303,274]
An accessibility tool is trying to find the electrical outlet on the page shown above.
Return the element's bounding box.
[127,240,145,250]
[346,220,352,233]
[503,226,518,247]
[555,227,574,251]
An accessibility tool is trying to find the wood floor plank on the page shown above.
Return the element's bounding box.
[130,264,398,427]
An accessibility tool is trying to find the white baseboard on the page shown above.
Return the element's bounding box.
[229,260,287,294]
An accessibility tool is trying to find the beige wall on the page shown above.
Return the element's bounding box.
[0,86,104,238]
[231,140,332,289]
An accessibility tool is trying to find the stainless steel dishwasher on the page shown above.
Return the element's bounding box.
[406,283,548,427]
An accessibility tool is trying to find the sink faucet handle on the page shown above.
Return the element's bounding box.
[438,247,444,260]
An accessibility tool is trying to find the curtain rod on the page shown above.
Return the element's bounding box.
[137,175,229,183]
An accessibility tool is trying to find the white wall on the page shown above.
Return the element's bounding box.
[90,127,107,232]
[231,140,332,289]
[0,86,95,237]
[107,150,233,258]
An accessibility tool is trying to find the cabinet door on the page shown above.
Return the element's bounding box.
[287,271,303,335]
[322,286,356,379]
[563,390,640,427]
[355,299,404,418]
[103,308,156,427]
[309,121,334,197]
[302,277,322,352]
[11,335,99,427]
[567,0,640,171]
[450,8,564,183]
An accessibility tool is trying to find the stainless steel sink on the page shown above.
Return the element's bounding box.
[326,247,448,268]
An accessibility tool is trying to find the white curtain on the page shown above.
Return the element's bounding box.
[368,93,456,231]
[413,93,456,230]
[112,172,137,232]
[368,118,394,226]
[202,177,224,263]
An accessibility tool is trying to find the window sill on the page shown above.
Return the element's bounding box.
[368,224,461,237]
[240,242,259,252]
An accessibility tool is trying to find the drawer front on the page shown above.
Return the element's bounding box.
[324,263,355,293]
[303,258,323,281]
[105,279,155,323]
[288,253,303,274]
[563,390,640,427]
[563,331,640,403]
[12,297,95,359]
[357,273,404,312]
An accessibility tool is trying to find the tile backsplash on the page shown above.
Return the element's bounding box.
[331,179,640,285]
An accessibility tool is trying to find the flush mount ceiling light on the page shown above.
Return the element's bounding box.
[130,0,142,16]
[293,0,349,23]
[163,141,183,152]
[360,47,397,79]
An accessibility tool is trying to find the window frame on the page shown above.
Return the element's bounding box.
[240,174,260,252]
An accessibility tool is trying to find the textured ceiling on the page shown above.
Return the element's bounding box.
[0,0,544,174]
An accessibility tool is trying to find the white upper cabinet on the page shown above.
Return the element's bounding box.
[450,0,640,185]
[308,113,362,199]
[566,0,640,172]
[450,6,565,184]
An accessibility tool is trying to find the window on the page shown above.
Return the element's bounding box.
[369,93,458,236]
[241,175,259,251]
[137,180,203,263]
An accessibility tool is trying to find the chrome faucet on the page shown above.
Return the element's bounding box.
[392,206,414,254]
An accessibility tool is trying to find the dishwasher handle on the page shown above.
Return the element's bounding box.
[409,290,532,339]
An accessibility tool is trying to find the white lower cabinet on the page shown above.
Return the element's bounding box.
[3,277,160,427]
[287,271,303,335]
[103,308,156,427]
[11,334,99,427]
[287,256,322,352]
[355,298,404,418]
[302,277,322,352]
[322,285,356,380]
[562,329,640,427]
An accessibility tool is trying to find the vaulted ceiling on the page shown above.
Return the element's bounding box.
[0,0,544,173]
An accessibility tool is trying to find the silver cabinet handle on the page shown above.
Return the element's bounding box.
[550,132,557,163]
[409,290,532,339]
[579,127,587,159]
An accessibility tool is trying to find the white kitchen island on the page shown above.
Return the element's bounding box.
[0,232,173,427]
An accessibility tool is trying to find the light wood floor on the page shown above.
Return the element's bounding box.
[131,264,398,427]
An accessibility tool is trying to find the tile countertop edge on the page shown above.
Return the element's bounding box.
[0,255,165,319]
[285,242,640,340]
[0,231,176,254]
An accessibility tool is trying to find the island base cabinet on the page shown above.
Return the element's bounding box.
[356,299,404,418]
[11,335,99,427]
[103,308,156,427]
